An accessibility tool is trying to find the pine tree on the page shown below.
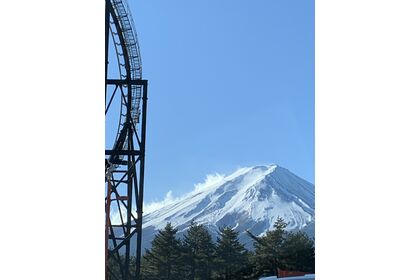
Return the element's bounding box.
[214,226,247,280]
[248,217,315,277]
[181,221,215,280]
[107,255,136,280]
[247,217,288,277]
[142,223,183,280]
[282,232,315,273]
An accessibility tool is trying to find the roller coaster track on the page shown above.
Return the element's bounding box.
[110,0,142,118]
[108,0,143,166]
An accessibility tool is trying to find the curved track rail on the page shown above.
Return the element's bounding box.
[108,0,143,165]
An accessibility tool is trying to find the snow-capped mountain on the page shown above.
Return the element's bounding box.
[140,164,315,250]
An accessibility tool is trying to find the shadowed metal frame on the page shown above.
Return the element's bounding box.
[105,0,148,279]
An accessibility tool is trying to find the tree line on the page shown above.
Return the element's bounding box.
[109,218,315,280]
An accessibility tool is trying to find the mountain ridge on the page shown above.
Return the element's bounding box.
[138,164,315,251]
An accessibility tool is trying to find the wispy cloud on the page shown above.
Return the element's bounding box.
[110,207,137,225]
[111,166,266,217]
[109,172,230,221]
[193,173,225,191]
[143,172,226,214]
[143,190,180,214]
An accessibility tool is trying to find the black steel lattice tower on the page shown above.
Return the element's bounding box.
[105,0,148,279]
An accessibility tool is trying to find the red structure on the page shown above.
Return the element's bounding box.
[277,269,307,278]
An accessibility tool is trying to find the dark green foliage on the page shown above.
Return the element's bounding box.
[181,221,215,280]
[236,251,256,280]
[107,255,136,280]
[248,217,288,277]
[247,217,315,277]
[282,231,315,273]
[139,219,315,280]
[142,223,183,280]
[214,226,248,280]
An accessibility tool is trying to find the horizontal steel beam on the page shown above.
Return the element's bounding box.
[106,79,148,86]
[106,150,141,156]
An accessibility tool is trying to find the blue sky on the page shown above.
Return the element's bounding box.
[109,0,314,202]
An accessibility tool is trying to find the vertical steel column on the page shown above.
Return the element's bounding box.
[105,2,111,279]
[105,0,110,85]
[135,81,148,279]
[105,180,112,280]
[125,77,133,278]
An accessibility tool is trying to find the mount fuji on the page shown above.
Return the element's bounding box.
[139,164,315,251]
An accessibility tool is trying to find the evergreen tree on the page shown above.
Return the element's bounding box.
[237,251,256,280]
[181,221,215,280]
[282,232,315,273]
[142,223,183,280]
[214,226,247,280]
[247,217,288,277]
[107,255,136,280]
[248,217,315,278]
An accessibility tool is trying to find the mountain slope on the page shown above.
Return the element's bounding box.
[140,164,315,250]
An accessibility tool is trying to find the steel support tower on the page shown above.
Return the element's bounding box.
[105,0,148,279]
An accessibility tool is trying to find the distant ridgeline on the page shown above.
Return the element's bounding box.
[110,165,314,253]
[133,164,315,252]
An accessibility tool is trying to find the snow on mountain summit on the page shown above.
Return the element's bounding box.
[140,164,315,250]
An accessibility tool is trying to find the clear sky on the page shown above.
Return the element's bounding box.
[109,0,314,203]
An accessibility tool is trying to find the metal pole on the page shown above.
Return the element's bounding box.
[105,0,110,105]
[135,81,148,279]
[105,180,112,280]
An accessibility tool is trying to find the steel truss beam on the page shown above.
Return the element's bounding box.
[105,79,148,280]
